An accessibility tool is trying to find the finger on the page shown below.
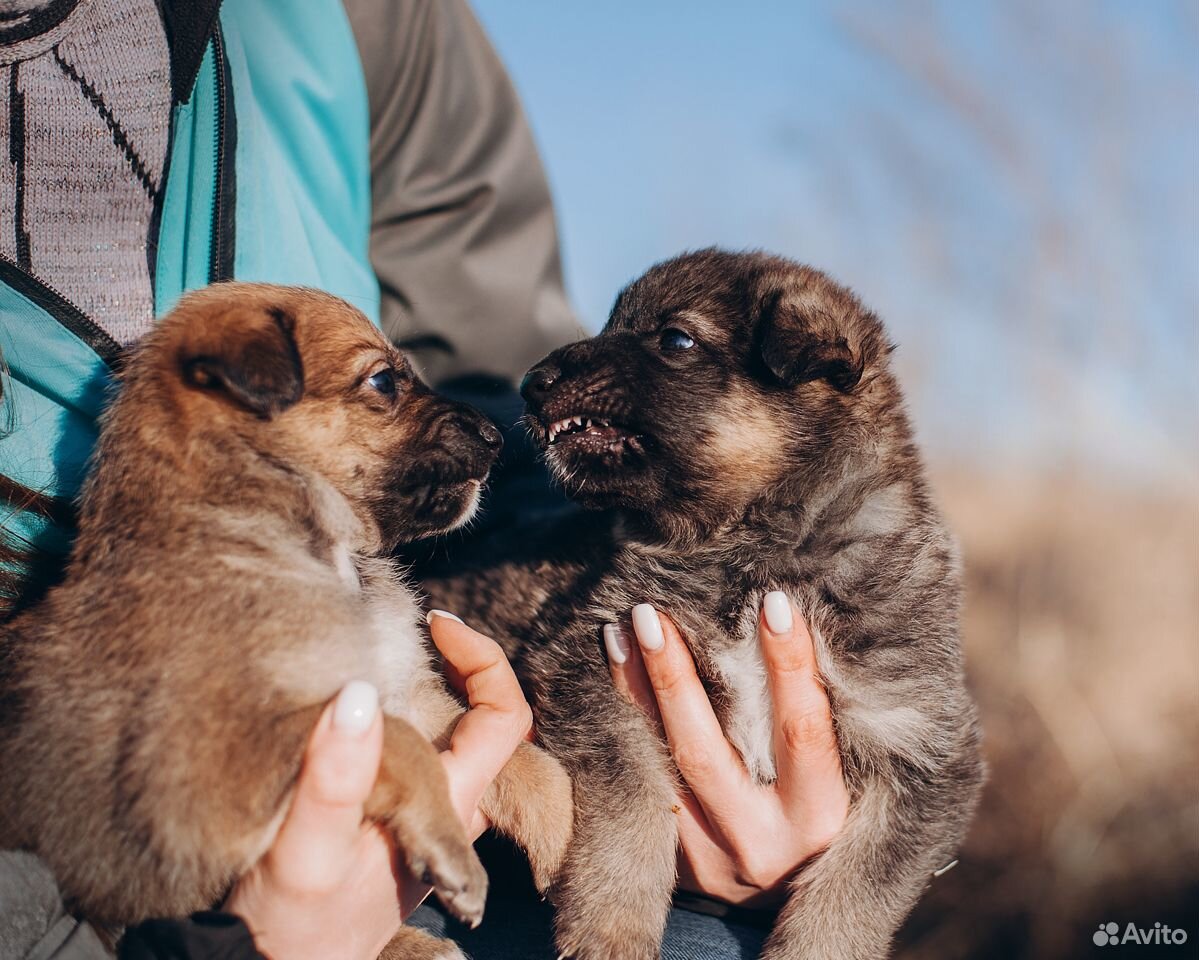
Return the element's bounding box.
[428,610,530,725]
[435,748,494,842]
[267,681,384,887]
[629,605,751,824]
[759,594,847,810]
[604,622,662,729]
[674,790,727,863]
[672,791,728,889]
[426,610,482,696]
[428,611,533,812]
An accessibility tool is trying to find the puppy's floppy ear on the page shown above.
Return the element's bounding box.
[181,306,304,418]
[755,284,882,393]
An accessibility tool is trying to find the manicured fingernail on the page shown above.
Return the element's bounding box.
[426,609,464,625]
[763,591,793,634]
[631,603,664,651]
[332,680,378,736]
[603,623,630,665]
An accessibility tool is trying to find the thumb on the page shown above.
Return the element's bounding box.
[266,681,384,888]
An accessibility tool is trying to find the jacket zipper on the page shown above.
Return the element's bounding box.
[208,25,228,284]
[0,254,123,369]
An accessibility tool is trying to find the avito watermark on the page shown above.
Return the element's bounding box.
[1093,921,1189,947]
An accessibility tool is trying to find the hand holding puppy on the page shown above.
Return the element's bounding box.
[606,594,850,908]
[226,614,531,960]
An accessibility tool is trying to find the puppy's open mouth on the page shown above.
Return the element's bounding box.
[544,415,642,452]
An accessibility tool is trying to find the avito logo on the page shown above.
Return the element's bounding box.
[1093,921,1189,947]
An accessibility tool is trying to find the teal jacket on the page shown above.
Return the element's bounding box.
[0,0,577,567]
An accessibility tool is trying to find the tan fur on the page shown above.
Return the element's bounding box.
[0,283,572,952]
[379,927,468,960]
[700,385,789,501]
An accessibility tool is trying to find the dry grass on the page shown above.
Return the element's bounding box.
[894,467,1199,959]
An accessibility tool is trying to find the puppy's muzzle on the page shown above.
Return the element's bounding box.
[521,342,643,454]
[424,399,503,478]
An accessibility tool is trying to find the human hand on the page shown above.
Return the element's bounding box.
[425,609,535,839]
[605,594,850,909]
[225,613,532,957]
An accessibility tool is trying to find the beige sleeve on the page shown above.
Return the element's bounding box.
[342,0,583,386]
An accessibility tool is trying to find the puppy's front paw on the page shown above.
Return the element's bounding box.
[552,897,661,960]
[479,741,575,895]
[545,762,677,960]
[370,715,489,927]
[378,927,468,960]
[402,824,488,928]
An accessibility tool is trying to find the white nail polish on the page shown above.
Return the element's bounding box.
[763,591,793,634]
[332,680,378,735]
[603,623,630,664]
[426,609,464,625]
[631,603,664,651]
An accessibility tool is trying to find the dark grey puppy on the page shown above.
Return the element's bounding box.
[424,250,984,960]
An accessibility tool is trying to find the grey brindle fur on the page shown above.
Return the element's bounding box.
[424,250,984,960]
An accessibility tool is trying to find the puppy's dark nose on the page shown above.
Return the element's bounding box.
[476,417,503,451]
[442,406,503,455]
[461,408,503,453]
[520,363,558,405]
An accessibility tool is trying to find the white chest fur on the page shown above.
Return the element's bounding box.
[259,550,432,727]
[710,599,779,784]
[354,559,434,722]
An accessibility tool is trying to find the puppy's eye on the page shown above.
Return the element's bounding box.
[368,369,397,396]
[659,328,695,352]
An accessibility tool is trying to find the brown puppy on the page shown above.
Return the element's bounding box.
[0,284,572,960]
[425,250,984,960]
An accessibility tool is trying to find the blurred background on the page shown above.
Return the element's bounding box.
[472,1,1199,957]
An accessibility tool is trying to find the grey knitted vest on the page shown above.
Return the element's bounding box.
[0,0,171,344]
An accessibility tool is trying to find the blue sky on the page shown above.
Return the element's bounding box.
[471,0,1198,483]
